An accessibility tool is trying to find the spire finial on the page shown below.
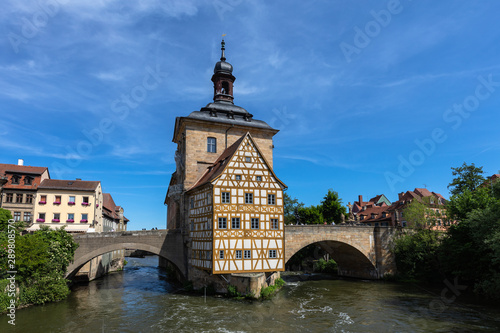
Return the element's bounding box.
[220,35,226,62]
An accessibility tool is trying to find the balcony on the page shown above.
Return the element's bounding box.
[80,219,88,223]
[52,219,60,222]
[68,201,75,205]
[66,219,74,223]
[36,219,45,222]
[53,201,61,205]
[82,202,90,206]
[38,201,46,204]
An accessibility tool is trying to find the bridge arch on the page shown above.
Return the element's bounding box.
[66,242,184,280]
[66,231,186,280]
[284,225,387,279]
[285,239,378,279]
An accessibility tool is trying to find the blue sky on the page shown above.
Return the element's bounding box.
[2,0,500,230]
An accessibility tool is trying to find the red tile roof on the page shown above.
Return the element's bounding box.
[0,163,48,176]
[103,193,128,222]
[39,179,100,191]
[0,163,49,190]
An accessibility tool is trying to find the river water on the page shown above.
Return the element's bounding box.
[3,256,500,333]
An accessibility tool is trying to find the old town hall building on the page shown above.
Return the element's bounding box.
[165,40,286,285]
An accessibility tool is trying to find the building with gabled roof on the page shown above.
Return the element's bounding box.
[187,132,286,274]
[388,188,448,228]
[0,160,50,224]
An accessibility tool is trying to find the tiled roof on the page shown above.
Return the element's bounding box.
[0,163,48,176]
[39,179,100,191]
[0,163,49,190]
[102,193,128,222]
[358,205,393,223]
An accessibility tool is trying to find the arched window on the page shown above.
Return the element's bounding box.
[207,137,216,153]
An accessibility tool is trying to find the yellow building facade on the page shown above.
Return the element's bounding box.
[31,179,103,233]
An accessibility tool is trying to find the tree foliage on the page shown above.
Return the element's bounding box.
[447,162,485,196]
[297,205,324,224]
[403,196,447,228]
[283,193,304,225]
[393,164,500,299]
[0,223,79,312]
[320,189,346,224]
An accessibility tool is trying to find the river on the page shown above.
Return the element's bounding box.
[3,256,500,332]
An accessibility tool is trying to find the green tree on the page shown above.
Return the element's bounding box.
[403,196,447,228]
[320,189,346,224]
[0,208,13,231]
[447,186,494,221]
[297,205,324,224]
[447,162,485,196]
[393,229,443,282]
[440,181,500,298]
[283,192,304,225]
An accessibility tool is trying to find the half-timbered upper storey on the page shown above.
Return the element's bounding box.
[187,132,287,274]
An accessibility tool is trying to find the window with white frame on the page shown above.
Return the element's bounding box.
[271,219,279,230]
[251,218,259,229]
[231,217,240,229]
[81,213,88,222]
[268,194,275,205]
[244,250,251,259]
[13,212,21,221]
[221,192,230,203]
[207,137,217,153]
[245,193,253,204]
[269,250,277,258]
[218,217,227,229]
[236,250,242,259]
[15,193,23,203]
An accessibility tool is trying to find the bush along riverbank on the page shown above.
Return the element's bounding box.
[0,209,78,314]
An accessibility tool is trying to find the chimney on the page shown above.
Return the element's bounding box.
[76,178,82,181]
[18,159,24,166]
[358,195,363,204]
[398,192,404,201]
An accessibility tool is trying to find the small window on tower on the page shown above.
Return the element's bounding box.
[207,137,217,153]
[222,81,229,94]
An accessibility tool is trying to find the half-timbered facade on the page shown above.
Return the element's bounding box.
[187,133,286,274]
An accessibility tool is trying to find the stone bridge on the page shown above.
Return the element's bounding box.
[67,226,396,280]
[66,229,185,279]
[285,225,396,279]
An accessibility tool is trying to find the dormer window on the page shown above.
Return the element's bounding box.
[360,215,365,221]
[371,213,376,219]
[11,175,20,184]
[382,212,387,218]
[207,137,216,153]
[24,176,33,185]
